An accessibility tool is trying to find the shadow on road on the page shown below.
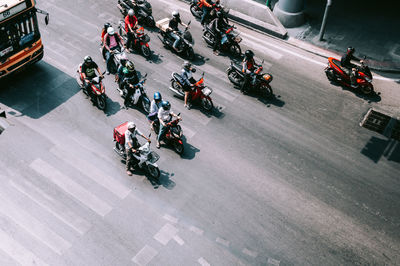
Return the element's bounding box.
[361,136,400,163]
[0,62,79,119]
[257,94,285,108]
[340,86,382,103]
[105,97,122,117]
[181,135,200,160]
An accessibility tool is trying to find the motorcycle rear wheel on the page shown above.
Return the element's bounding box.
[97,95,107,110]
[147,164,160,179]
[203,31,214,46]
[171,80,185,95]
[325,68,336,82]
[190,4,201,18]
[229,43,242,57]
[227,69,242,86]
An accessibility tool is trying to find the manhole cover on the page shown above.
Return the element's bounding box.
[360,109,400,141]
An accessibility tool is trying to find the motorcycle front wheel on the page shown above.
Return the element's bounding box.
[186,48,195,60]
[229,43,242,58]
[201,97,213,111]
[361,84,373,95]
[173,141,184,155]
[147,164,160,179]
[260,83,274,99]
[227,69,242,86]
[141,45,151,58]
[141,97,151,113]
[97,95,107,110]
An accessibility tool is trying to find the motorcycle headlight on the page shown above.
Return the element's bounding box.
[262,74,272,82]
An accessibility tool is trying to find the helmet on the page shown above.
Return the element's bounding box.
[128,9,134,16]
[126,61,135,72]
[154,92,162,101]
[104,22,111,30]
[347,47,355,53]
[161,100,171,110]
[172,11,179,18]
[244,50,254,59]
[107,27,115,35]
[182,61,191,71]
[84,55,92,63]
[127,122,136,130]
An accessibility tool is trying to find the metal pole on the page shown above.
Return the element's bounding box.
[318,0,332,41]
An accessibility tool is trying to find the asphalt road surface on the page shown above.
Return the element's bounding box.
[0,0,399,265]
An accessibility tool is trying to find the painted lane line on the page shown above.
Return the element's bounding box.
[9,180,92,235]
[242,248,258,258]
[181,124,196,139]
[132,245,158,266]
[374,76,400,81]
[198,257,211,266]
[50,145,131,199]
[163,214,178,223]
[173,235,185,246]
[0,228,49,266]
[241,38,283,61]
[0,193,72,255]
[153,223,179,245]
[241,32,326,67]
[215,237,230,247]
[189,226,204,236]
[30,158,112,217]
[267,257,281,266]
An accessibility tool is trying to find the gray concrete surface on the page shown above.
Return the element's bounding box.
[0,0,400,265]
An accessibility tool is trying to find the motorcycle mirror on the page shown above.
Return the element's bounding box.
[202,72,204,77]
[177,112,181,116]
[262,59,264,64]
[143,73,148,78]
[188,21,191,26]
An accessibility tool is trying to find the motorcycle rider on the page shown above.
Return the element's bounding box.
[198,0,213,25]
[101,23,112,60]
[125,122,151,176]
[156,101,181,149]
[148,92,163,130]
[240,50,259,93]
[208,11,229,55]
[103,26,126,73]
[117,61,139,109]
[125,9,139,52]
[81,56,104,95]
[180,61,197,109]
[341,47,360,88]
[168,11,189,53]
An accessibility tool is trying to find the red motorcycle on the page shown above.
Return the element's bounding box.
[118,21,151,58]
[153,114,184,155]
[325,57,374,94]
[169,72,214,111]
[76,64,107,110]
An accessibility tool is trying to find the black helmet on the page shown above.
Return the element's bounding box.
[244,50,254,59]
[161,100,171,110]
[347,47,355,54]
[84,55,92,64]
[104,22,111,30]
[182,61,191,71]
[172,11,180,18]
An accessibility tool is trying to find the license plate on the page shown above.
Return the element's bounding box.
[0,46,13,57]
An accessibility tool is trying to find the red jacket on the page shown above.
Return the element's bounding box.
[125,15,138,32]
[198,0,212,8]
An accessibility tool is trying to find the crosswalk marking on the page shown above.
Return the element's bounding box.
[50,145,131,199]
[132,245,158,266]
[30,158,112,217]
[153,223,179,245]
[198,257,211,266]
[0,228,49,266]
[9,179,92,235]
[0,193,72,255]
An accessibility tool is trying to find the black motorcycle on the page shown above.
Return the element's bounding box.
[157,19,195,60]
[117,0,156,27]
[117,73,151,113]
[190,0,228,25]
[202,24,241,57]
[226,60,274,98]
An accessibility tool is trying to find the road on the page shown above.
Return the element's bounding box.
[0,0,399,265]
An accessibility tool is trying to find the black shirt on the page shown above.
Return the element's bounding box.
[169,17,181,31]
[81,61,98,78]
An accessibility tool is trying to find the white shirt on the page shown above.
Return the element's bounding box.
[149,100,161,114]
[158,107,172,123]
[125,128,143,149]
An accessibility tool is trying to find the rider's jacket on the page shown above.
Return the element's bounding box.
[82,61,98,79]
[125,15,138,32]
[242,58,256,74]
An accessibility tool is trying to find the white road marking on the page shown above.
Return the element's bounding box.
[267,257,281,266]
[198,257,211,266]
[0,193,72,255]
[30,158,112,217]
[242,248,258,258]
[132,245,158,266]
[241,38,283,61]
[173,235,185,245]
[163,214,178,223]
[153,223,179,245]
[189,226,204,235]
[50,145,131,199]
[0,228,49,266]
[181,124,196,139]
[215,237,230,247]
[9,180,92,235]
[374,76,399,81]
[241,32,326,67]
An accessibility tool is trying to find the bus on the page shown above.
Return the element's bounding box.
[0,0,49,78]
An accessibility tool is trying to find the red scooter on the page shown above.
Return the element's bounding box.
[76,65,107,110]
[169,72,214,111]
[325,57,374,94]
[153,114,184,155]
[118,21,151,58]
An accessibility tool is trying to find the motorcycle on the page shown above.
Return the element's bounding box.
[153,114,184,155]
[169,71,214,111]
[190,0,228,25]
[76,65,107,110]
[113,122,160,179]
[118,21,151,58]
[157,18,195,60]
[226,60,274,98]
[202,24,242,57]
[117,73,151,113]
[325,57,374,94]
[117,0,156,27]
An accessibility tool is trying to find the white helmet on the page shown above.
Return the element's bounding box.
[172,11,179,17]
[128,9,134,16]
[127,122,136,130]
[107,27,115,35]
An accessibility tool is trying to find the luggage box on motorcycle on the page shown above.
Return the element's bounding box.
[156,18,170,32]
[114,122,129,145]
